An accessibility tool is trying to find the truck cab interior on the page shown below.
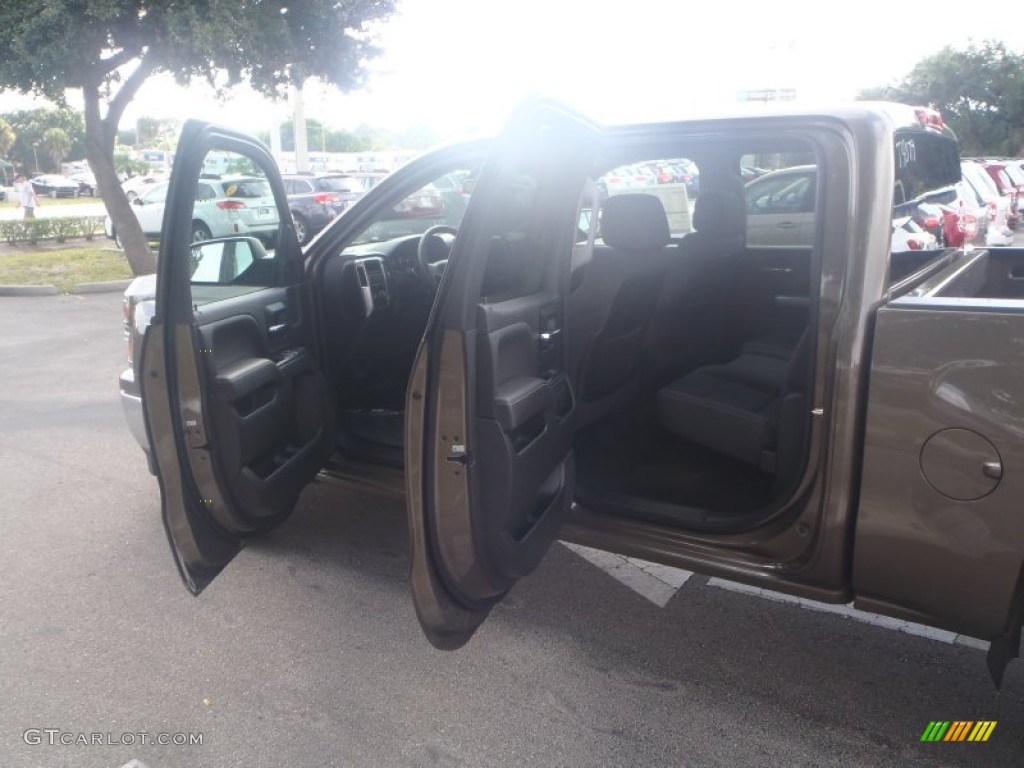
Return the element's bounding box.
[310,132,824,536]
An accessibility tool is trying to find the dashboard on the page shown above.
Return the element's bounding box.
[317,232,450,412]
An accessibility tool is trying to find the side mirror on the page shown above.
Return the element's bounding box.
[133,197,144,206]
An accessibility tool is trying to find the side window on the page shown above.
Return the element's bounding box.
[196,183,216,202]
[188,150,283,303]
[746,174,812,214]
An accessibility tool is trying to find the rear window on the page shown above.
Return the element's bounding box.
[316,176,363,194]
[220,180,270,199]
[1003,163,1024,186]
[893,129,961,206]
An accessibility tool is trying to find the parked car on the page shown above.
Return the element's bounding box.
[890,215,937,252]
[975,159,1019,228]
[30,174,79,198]
[120,102,1024,686]
[105,175,279,245]
[996,159,1024,212]
[961,160,1013,246]
[913,181,987,248]
[282,175,346,245]
[121,173,166,200]
[68,171,97,197]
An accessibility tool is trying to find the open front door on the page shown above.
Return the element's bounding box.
[405,101,600,648]
[141,121,333,594]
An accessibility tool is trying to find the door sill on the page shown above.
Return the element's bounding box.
[319,453,406,498]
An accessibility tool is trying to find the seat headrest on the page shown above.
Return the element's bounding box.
[600,193,671,251]
[692,177,746,236]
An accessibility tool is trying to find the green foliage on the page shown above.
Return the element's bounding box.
[0,117,14,158]
[113,146,151,177]
[860,41,1024,155]
[0,216,105,245]
[1,107,86,173]
[41,126,71,170]
[0,1,396,101]
[276,119,440,153]
[0,0,395,277]
[136,116,160,145]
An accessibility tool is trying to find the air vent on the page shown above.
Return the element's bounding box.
[357,257,390,315]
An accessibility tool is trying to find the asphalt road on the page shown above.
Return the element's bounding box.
[0,292,1022,768]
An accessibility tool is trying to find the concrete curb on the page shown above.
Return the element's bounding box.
[0,279,130,296]
[0,284,59,296]
[72,279,132,294]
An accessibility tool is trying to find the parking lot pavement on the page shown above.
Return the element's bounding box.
[0,293,1022,768]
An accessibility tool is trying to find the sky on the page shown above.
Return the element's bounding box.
[3,0,1024,142]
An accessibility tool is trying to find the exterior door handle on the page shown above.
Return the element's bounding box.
[777,221,798,229]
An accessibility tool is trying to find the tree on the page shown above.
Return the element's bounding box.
[0,1,396,275]
[0,117,14,158]
[136,116,161,146]
[41,126,71,171]
[2,107,86,173]
[860,41,1024,155]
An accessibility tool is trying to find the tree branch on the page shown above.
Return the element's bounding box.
[104,50,160,131]
[96,47,143,77]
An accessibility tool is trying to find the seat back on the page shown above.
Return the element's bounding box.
[646,176,747,382]
[570,193,672,425]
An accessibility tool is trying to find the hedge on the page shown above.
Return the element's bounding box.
[0,216,107,245]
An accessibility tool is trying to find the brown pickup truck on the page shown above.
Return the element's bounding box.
[121,100,1023,684]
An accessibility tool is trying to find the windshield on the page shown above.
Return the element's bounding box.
[962,164,999,199]
[1003,163,1024,187]
[347,166,478,246]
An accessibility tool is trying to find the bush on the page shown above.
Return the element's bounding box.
[0,216,106,245]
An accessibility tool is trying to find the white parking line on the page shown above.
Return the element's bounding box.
[706,578,990,651]
[562,542,692,607]
[562,542,990,650]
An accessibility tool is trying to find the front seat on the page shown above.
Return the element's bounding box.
[570,193,672,427]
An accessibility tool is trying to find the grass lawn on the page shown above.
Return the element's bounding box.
[0,245,133,292]
[1,197,102,209]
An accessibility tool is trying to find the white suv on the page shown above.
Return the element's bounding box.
[106,176,280,245]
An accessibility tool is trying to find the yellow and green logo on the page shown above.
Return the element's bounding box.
[921,721,997,742]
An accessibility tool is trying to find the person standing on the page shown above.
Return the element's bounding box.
[15,174,39,219]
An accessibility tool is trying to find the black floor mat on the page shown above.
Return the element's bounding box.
[575,415,775,516]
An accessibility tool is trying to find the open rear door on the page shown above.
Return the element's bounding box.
[405,100,600,648]
[141,121,332,594]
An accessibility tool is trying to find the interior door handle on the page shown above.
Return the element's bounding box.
[268,323,288,336]
[540,329,561,342]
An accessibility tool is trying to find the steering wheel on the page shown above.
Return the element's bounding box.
[415,225,458,290]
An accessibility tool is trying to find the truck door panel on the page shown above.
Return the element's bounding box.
[854,299,1024,646]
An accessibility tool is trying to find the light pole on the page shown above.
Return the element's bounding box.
[32,144,39,174]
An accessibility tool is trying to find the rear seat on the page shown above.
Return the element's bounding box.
[657,330,809,473]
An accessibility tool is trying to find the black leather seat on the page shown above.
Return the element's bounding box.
[570,193,672,426]
[645,176,748,384]
[657,330,809,474]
